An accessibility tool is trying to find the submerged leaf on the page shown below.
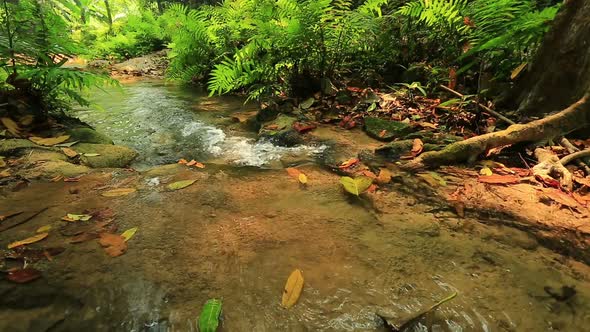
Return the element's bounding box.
[8,233,49,249]
[340,176,373,196]
[298,173,308,184]
[36,225,52,233]
[63,214,93,222]
[286,167,302,178]
[7,268,41,283]
[198,299,222,332]
[29,135,70,146]
[121,227,138,242]
[167,179,197,190]
[98,233,127,257]
[101,188,137,197]
[282,269,304,309]
[376,168,392,184]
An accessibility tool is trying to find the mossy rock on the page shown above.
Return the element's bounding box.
[364,118,415,142]
[143,163,185,177]
[67,127,114,145]
[0,139,47,156]
[74,143,138,168]
[28,151,67,163]
[259,114,303,146]
[36,161,90,178]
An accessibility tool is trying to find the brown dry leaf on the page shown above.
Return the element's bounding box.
[98,233,128,257]
[452,201,465,218]
[411,139,424,157]
[7,232,49,249]
[281,269,304,309]
[378,130,387,138]
[64,176,81,182]
[538,188,579,209]
[7,268,41,283]
[178,158,188,164]
[417,122,438,130]
[286,167,302,179]
[61,147,78,158]
[50,175,64,182]
[573,193,590,206]
[574,176,590,188]
[0,157,5,168]
[186,159,197,166]
[0,169,11,178]
[29,135,70,146]
[376,168,392,184]
[339,158,360,169]
[1,117,21,137]
[69,232,99,244]
[193,162,205,169]
[477,174,520,185]
[20,115,34,126]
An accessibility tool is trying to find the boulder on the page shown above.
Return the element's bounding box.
[259,114,303,146]
[73,143,138,168]
[364,118,414,142]
[66,127,114,144]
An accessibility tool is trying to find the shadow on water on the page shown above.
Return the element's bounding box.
[1,80,589,332]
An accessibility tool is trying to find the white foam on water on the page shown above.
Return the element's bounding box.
[181,122,326,167]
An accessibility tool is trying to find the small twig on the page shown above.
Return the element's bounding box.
[559,137,590,174]
[0,206,51,232]
[560,149,590,166]
[518,152,531,170]
[439,85,516,125]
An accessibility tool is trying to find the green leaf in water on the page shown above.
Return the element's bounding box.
[339,176,373,196]
[198,299,222,332]
[167,179,197,190]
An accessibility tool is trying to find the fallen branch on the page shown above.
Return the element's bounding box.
[561,148,590,166]
[439,85,515,125]
[403,93,590,170]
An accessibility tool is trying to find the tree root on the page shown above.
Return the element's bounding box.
[560,148,590,166]
[533,148,573,190]
[402,93,590,171]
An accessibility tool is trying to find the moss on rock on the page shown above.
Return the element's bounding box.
[74,143,138,168]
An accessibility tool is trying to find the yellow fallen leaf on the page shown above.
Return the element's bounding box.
[480,166,493,176]
[83,153,101,157]
[0,156,6,167]
[339,176,373,196]
[1,117,21,137]
[0,169,10,178]
[29,135,71,146]
[298,173,308,184]
[101,188,137,197]
[20,115,34,126]
[167,179,196,190]
[282,269,304,309]
[511,62,528,80]
[8,232,49,249]
[36,225,52,233]
[62,213,93,222]
[121,227,138,242]
[61,147,78,158]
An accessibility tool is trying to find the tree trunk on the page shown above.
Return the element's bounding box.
[104,0,113,35]
[509,0,590,117]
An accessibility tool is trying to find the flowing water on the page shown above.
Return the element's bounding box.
[1,80,590,332]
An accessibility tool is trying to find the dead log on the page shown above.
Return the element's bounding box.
[402,93,590,170]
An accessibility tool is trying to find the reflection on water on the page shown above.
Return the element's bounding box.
[77,81,325,168]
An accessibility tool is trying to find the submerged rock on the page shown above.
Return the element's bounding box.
[364,117,414,142]
[36,161,90,178]
[259,114,303,146]
[67,127,114,145]
[74,143,138,168]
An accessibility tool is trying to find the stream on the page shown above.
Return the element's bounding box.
[1,80,590,332]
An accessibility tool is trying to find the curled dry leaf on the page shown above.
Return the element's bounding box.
[98,233,128,257]
[411,139,424,157]
[29,135,70,146]
[7,232,49,249]
[101,188,137,197]
[178,158,188,164]
[1,117,21,137]
[339,158,360,169]
[282,269,304,309]
[61,147,78,158]
[186,159,197,166]
[538,188,579,209]
[7,268,41,283]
